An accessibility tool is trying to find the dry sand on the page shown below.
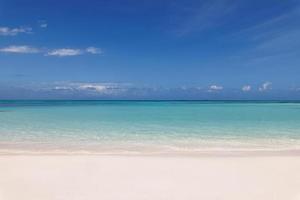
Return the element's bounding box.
[0,155,300,200]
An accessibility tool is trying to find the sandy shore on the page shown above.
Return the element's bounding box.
[0,155,300,200]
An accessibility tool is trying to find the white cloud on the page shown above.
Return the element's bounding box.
[0,26,32,36]
[77,84,108,92]
[46,48,82,57]
[54,86,73,90]
[259,82,272,91]
[51,82,127,95]
[86,47,102,54]
[208,85,223,92]
[47,47,102,57]
[0,45,103,57]
[242,85,251,92]
[0,45,39,53]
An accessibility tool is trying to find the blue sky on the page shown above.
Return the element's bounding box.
[0,0,300,99]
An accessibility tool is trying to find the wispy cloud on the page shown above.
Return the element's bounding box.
[46,48,82,57]
[230,3,300,63]
[208,85,223,92]
[255,29,300,55]
[259,82,272,92]
[0,26,32,36]
[86,47,102,54]
[236,6,300,42]
[170,0,238,36]
[242,85,251,92]
[0,45,39,53]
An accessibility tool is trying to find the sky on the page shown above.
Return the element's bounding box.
[0,0,300,100]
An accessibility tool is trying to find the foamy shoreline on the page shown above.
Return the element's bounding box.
[1,148,300,157]
[1,154,300,200]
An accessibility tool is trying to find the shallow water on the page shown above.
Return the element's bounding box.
[0,100,300,154]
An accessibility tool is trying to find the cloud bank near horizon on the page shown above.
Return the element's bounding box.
[0,81,299,100]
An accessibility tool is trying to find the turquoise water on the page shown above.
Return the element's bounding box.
[0,100,300,153]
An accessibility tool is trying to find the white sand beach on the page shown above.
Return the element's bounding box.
[0,155,300,200]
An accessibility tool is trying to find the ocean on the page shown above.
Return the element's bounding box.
[0,100,300,154]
